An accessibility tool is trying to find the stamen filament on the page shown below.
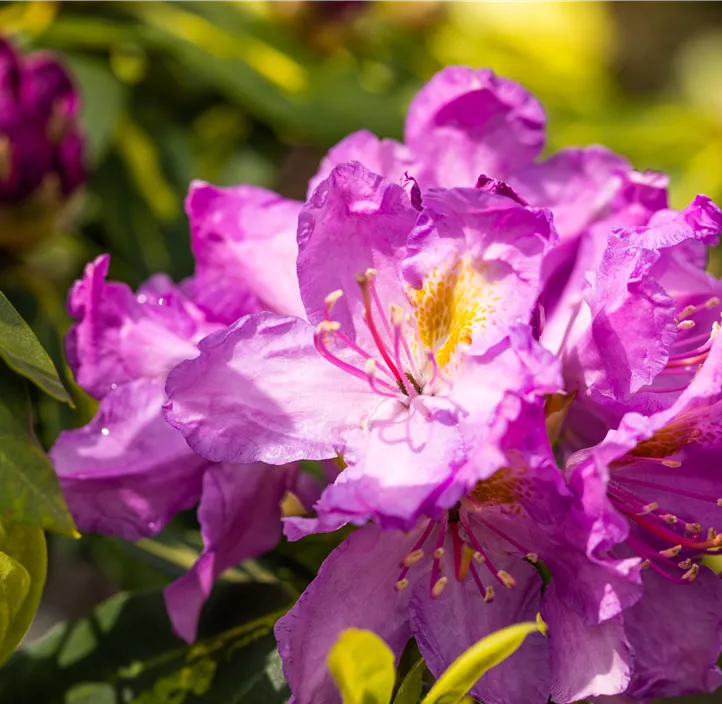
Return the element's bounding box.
[460,516,515,589]
[616,475,722,507]
[314,323,380,385]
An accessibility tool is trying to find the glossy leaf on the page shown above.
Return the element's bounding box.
[328,628,396,704]
[0,521,47,665]
[0,292,72,405]
[392,656,425,704]
[421,621,545,704]
[0,365,77,536]
[0,580,294,703]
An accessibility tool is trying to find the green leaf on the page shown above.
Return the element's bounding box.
[0,521,47,665]
[421,621,545,704]
[328,629,396,704]
[0,292,72,405]
[0,580,294,703]
[392,657,425,704]
[0,365,77,536]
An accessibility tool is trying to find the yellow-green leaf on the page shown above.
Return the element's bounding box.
[0,365,77,536]
[0,521,47,664]
[421,621,544,704]
[0,292,72,405]
[328,629,396,704]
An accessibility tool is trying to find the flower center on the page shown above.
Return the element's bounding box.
[608,419,722,584]
[393,473,537,603]
[313,269,436,401]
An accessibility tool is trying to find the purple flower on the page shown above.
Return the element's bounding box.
[0,37,85,250]
[52,182,313,642]
[165,162,559,532]
[562,332,722,699]
[274,395,641,704]
[551,195,722,451]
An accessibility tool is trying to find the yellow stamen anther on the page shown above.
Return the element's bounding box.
[525,552,539,564]
[686,523,702,535]
[640,559,651,571]
[705,297,720,309]
[677,305,696,320]
[395,578,410,592]
[434,547,445,559]
[365,358,377,376]
[659,545,682,558]
[402,550,424,568]
[484,586,495,603]
[637,502,659,516]
[662,514,678,525]
[677,320,695,331]
[662,459,681,468]
[472,551,485,564]
[431,576,448,598]
[324,289,344,313]
[678,558,693,570]
[497,570,516,589]
[682,564,700,582]
[389,303,405,327]
[317,320,340,334]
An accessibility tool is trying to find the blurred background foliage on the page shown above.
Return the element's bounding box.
[1,1,722,700]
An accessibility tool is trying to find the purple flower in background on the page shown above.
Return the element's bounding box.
[51,182,318,642]
[165,161,558,532]
[0,37,85,250]
[552,195,722,452]
[562,331,722,699]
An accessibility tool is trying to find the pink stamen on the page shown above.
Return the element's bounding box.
[390,304,422,384]
[430,513,449,598]
[626,533,692,585]
[395,519,436,588]
[314,323,378,384]
[616,505,721,551]
[334,329,396,381]
[665,351,710,368]
[390,310,417,398]
[365,360,400,397]
[368,276,395,344]
[357,272,404,384]
[460,516,516,589]
[474,515,535,557]
[616,475,722,507]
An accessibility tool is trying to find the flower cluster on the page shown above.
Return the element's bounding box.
[0,37,85,252]
[56,67,722,703]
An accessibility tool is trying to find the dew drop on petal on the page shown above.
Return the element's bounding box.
[101,427,110,436]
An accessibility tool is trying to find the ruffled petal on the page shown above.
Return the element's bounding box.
[402,188,557,361]
[185,181,305,322]
[164,462,290,643]
[565,241,677,403]
[308,395,467,531]
[164,312,376,465]
[52,378,206,540]
[410,537,549,704]
[541,580,631,703]
[404,67,545,188]
[66,255,215,399]
[275,524,419,704]
[298,161,418,347]
[623,567,722,699]
[307,130,415,197]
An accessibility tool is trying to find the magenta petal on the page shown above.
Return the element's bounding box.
[403,187,556,356]
[165,312,375,465]
[164,462,289,643]
[404,66,545,188]
[410,545,549,704]
[307,130,415,197]
[623,568,722,699]
[275,524,418,704]
[66,255,215,399]
[52,379,206,540]
[541,580,631,703]
[297,161,417,345]
[567,242,677,403]
[185,181,305,322]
